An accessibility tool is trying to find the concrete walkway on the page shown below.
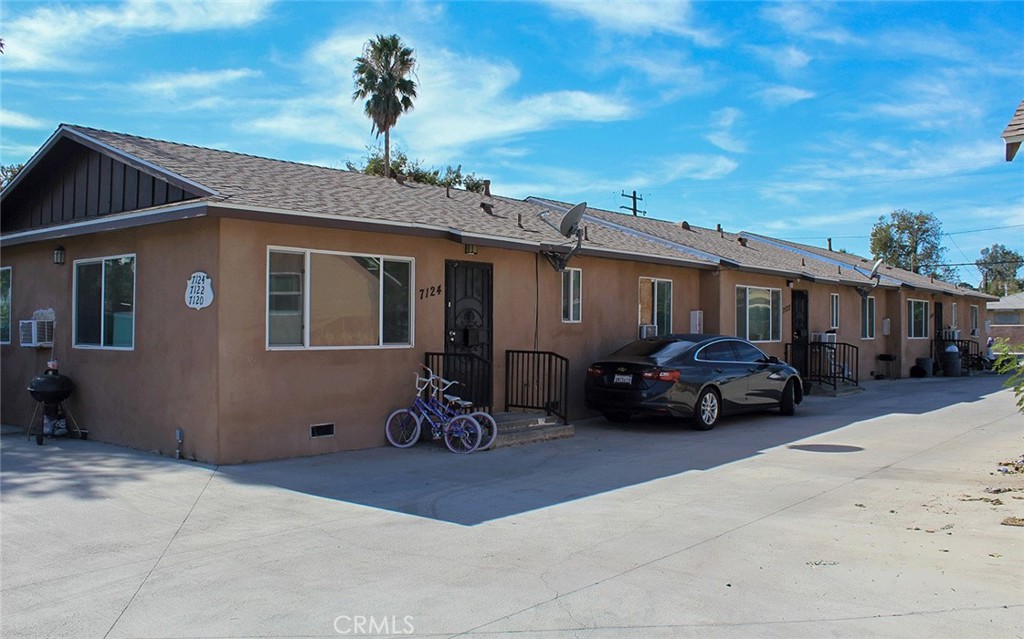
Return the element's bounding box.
[2,375,1022,638]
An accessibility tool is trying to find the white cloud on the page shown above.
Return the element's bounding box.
[2,0,273,71]
[864,77,983,130]
[760,4,861,46]
[542,0,720,45]
[747,44,811,72]
[0,109,48,130]
[136,68,262,99]
[756,85,816,108]
[653,154,738,182]
[618,51,718,101]
[704,107,746,153]
[251,35,632,159]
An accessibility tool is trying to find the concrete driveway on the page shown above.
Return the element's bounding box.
[2,374,1022,638]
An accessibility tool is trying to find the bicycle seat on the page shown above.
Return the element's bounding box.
[444,394,473,408]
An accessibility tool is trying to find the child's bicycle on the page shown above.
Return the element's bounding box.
[385,368,484,453]
[419,366,498,451]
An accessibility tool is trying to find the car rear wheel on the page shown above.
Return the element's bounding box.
[603,411,631,423]
[692,388,720,431]
[779,379,796,416]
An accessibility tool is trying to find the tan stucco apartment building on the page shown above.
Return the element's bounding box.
[1,125,995,463]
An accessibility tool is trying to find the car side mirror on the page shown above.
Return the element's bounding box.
[766,356,779,364]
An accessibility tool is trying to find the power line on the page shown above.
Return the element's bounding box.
[778,223,1024,242]
[640,165,1019,194]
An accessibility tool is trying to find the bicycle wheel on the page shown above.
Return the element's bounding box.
[443,415,482,454]
[385,409,422,448]
[470,411,498,451]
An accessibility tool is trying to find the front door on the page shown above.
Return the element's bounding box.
[790,290,810,378]
[934,302,943,339]
[444,261,493,407]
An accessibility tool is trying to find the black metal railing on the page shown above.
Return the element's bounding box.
[424,352,492,413]
[505,350,569,424]
[933,338,982,372]
[786,341,859,390]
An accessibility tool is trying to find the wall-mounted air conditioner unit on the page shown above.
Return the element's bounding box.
[639,324,658,339]
[20,319,54,348]
[811,332,837,343]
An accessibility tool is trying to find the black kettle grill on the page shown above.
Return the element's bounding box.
[26,369,85,444]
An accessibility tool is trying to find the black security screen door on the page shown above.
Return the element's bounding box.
[443,260,493,406]
[791,289,810,378]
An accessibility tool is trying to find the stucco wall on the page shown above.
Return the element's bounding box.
[0,218,220,459]
[211,219,707,462]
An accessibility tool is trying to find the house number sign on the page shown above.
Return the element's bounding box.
[185,272,214,310]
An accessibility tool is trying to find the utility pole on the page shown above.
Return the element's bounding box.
[620,190,645,217]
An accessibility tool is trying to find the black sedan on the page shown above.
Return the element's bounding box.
[585,334,803,429]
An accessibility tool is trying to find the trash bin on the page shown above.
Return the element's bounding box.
[916,357,933,377]
[940,345,961,377]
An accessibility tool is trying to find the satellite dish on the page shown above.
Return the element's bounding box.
[558,201,587,238]
[869,258,884,279]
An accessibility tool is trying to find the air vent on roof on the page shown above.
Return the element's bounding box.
[738,237,748,247]
[681,221,690,230]
[480,202,494,215]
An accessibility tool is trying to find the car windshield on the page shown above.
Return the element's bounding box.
[612,339,696,362]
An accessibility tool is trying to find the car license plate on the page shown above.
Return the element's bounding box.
[613,373,632,384]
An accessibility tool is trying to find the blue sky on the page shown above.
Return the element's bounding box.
[1,1,1021,285]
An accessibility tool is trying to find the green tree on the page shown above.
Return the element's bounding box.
[976,244,1023,296]
[1,163,24,189]
[992,339,1024,413]
[352,34,417,179]
[869,209,948,277]
[345,146,485,192]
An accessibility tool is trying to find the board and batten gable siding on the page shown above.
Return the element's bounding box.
[1,137,200,233]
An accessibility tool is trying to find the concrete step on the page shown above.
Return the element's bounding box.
[490,411,574,449]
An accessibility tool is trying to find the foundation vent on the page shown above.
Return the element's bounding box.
[310,423,335,438]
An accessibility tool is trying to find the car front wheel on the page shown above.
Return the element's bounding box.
[779,379,796,416]
[692,388,721,431]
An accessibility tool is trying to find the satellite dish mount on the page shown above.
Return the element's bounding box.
[543,202,587,272]
[855,258,885,299]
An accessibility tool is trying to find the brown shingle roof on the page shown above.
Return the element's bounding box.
[55,125,717,268]
[746,233,997,300]
[529,197,883,286]
[1002,99,1024,161]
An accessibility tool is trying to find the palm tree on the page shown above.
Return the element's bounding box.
[352,34,417,179]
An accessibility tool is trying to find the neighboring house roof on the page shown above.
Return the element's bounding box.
[0,125,716,270]
[1003,99,1024,161]
[988,291,1024,310]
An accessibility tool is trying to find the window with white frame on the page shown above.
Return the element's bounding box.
[907,299,929,339]
[74,254,136,348]
[267,248,413,348]
[736,286,782,342]
[561,268,582,323]
[951,302,958,329]
[861,295,875,339]
[830,293,840,329]
[639,277,672,336]
[970,305,979,335]
[0,267,10,344]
